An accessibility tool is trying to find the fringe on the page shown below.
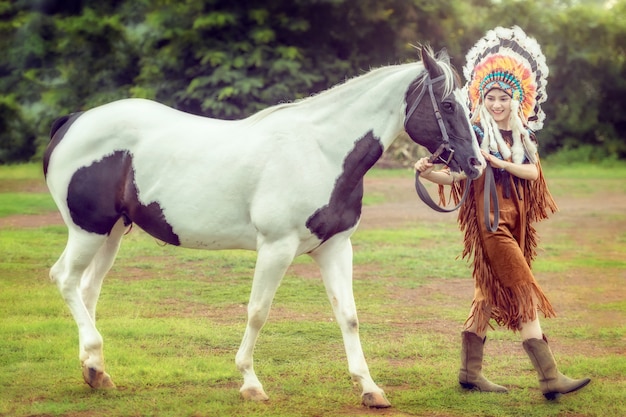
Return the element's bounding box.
[466,280,556,332]
[438,157,558,332]
[523,158,558,264]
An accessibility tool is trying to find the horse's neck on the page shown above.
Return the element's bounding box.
[248,64,419,153]
[301,64,420,148]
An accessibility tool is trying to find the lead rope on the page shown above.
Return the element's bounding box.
[483,164,499,232]
[415,166,498,233]
[414,159,471,213]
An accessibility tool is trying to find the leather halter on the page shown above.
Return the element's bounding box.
[407,73,500,231]
[406,74,471,213]
[405,74,455,166]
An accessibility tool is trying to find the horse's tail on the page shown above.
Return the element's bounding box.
[44,112,84,177]
[50,114,72,140]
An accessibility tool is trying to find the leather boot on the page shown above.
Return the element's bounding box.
[459,331,508,392]
[522,335,591,400]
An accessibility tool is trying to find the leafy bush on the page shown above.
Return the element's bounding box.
[0,96,36,164]
[0,0,624,163]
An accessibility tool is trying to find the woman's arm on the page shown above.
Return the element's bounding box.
[481,150,539,181]
[414,157,455,185]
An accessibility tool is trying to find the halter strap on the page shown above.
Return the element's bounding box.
[410,74,499,231]
[483,165,500,232]
[409,73,470,212]
[473,127,499,232]
[406,74,456,167]
[404,74,446,131]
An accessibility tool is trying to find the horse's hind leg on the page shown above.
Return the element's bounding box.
[80,219,128,322]
[50,224,123,389]
[311,236,390,408]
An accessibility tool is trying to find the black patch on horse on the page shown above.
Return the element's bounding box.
[43,112,84,177]
[67,150,180,245]
[306,131,383,242]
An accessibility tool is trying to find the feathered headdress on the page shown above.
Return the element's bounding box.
[463,26,549,163]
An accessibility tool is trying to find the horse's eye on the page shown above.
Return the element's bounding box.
[442,102,454,112]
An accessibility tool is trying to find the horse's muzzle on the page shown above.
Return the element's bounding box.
[465,156,484,180]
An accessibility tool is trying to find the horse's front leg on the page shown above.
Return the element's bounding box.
[311,235,391,408]
[236,237,297,401]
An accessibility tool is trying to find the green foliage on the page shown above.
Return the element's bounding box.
[543,144,622,166]
[0,95,37,163]
[0,0,625,163]
[538,1,626,159]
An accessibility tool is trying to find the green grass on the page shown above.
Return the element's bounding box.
[0,193,57,216]
[0,162,43,179]
[542,161,626,197]
[0,163,624,416]
[0,162,57,215]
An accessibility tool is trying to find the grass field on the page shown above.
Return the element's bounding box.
[0,162,624,417]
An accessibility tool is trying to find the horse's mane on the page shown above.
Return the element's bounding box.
[414,46,460,97]
[244,50,458,124]
[243,65,415,124]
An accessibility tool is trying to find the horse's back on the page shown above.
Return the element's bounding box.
[45,99,228,176]
[43,98,333,252]
[53,98,225,143]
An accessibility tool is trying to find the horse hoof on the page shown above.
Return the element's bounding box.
[241,387,269,402]
[83,366,116,389]
[362,392,391,408]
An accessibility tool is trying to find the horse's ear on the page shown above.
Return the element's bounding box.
[421,45,442,78]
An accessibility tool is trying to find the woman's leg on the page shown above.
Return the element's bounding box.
[464,302,492,338]
[459,299,507,392]
[520,315,590,399]
[520,315,543,340]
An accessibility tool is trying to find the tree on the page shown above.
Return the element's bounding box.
[131,0,418,118]
[539,1,626,159]
[0,0,625,163]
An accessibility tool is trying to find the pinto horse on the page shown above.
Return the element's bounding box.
[43,47,484,408]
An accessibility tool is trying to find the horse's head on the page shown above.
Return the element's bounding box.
[404,46,485,180]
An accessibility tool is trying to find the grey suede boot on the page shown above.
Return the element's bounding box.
[459,331,508,392]
[522,335,591,400]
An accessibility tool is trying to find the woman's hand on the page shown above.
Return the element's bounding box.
[413,157,454,185]
[414,157,434,175]
[481,150,506,169]
[481,150,539,181]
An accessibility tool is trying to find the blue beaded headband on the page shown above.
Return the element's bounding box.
[479,71,523,102]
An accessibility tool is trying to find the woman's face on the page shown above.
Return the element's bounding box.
[484,89,512,129]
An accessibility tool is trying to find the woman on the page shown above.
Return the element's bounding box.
[415,27,590,399]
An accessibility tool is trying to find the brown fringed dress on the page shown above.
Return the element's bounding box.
[443,130,559,333]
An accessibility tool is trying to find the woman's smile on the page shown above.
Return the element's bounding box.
[484,89,512,129]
